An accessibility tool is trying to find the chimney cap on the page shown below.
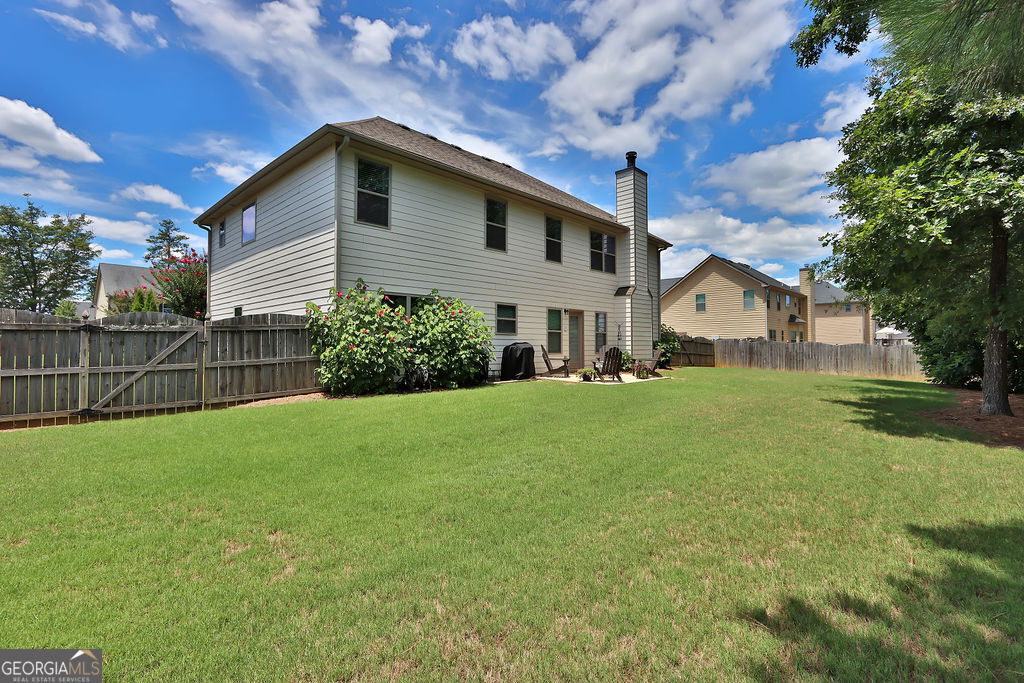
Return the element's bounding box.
[625,151,637,167]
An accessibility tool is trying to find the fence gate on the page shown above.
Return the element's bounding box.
[0,310,320,427]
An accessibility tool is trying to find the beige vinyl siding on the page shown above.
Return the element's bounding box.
[815,302,872,344]
[766,287,808,341]
[661,259,766,338]
[207,147,337,318]
[336,145,641,367]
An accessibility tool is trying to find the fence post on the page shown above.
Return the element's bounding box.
[196,316,210,409]
[77,321,89,413]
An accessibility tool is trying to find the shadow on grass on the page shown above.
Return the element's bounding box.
[822,378,989,446]
[740,520,1024,679]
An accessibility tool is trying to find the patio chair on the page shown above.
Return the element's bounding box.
[593,346,623,382]
[642,347,663,377]
[539,345,570,377]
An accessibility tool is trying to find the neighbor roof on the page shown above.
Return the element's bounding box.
[814,281,859,305]
[195,117,671,248]
[94,263,151,303]
[661,254,802,298]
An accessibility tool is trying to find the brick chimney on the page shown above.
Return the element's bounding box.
[615,151,652,356]
[799,266,815,342]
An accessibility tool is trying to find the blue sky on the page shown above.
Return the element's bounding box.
[0,0,876,285]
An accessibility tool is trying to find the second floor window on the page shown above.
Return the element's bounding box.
[590,231,615,273]
[357,158,390,227]
[486,199,507,251]
[545,217,561,262]
[242,203,256,244]
[743,289,755,309]
[785,294,791,308]
[776,293,781,311]
[218,220,225,248]
[696,293,706,312]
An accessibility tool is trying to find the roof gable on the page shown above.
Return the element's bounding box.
[661,254,803,298]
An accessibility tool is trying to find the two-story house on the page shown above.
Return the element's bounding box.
[659,254,809,342]
[193,117,670,371]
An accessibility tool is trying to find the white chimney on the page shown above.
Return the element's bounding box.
[615,151,653,357]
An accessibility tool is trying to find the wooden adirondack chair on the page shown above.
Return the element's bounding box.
[643,346,663,377]
[593,346,623,382]
[540,345,570,377]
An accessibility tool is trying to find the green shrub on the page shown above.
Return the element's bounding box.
[129,287,159,312]
[634,364,651,380]
[408,292,493,389]
[54,300,78,318]
[577,368,598,382]
[306,281,493,395]
[658,323,681,368]
[150,249,207,319]
[620,349,635,372]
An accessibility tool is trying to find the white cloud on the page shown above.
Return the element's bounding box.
[114,182,204,214]
[93,244,137,261]
[757,262,784,275]
[0,96,101,163]
[701,136,842,216]
[729,98,754,124]
[0,142,43,172]
[817,83,872,133]
[403,42,450,78]
[85,215,153,245]
[177,134,273,186]
[134,210,157,221]
[650,208,832,264]
[661,247,711,277]
[35,1,166,52]
[452,15,575,80]
[339,15,429,66]
[544,0,795,157]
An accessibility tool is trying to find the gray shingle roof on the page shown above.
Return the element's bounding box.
[95,263,151,299]
[814,280,858,305]
[660,277,683,296]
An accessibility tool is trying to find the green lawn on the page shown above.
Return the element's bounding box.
[1,369,1022,679]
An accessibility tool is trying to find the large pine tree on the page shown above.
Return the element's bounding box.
[144,219,189,267]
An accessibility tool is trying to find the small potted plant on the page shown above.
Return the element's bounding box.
[577,367,598,382]
[634,364,651,380]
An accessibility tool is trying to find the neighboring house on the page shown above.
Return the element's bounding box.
[92,263,152,319]
[193,117,671,370]
[810,280,875,345]
[660,254,809,342]
[74,301,97,321]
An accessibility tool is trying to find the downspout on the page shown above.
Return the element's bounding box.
[335,135,350,293]
[196,222,212,317]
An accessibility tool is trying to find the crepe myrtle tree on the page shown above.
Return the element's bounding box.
[148,248,208,319]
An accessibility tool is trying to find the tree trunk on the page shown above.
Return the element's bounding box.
[980,212,1013,416]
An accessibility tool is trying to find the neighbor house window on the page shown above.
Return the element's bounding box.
[486,199,507,251]
[695,293,706,312]
[769,329,776,341]
[241,203,256,244]
[595,312,607,350]
[547,309,562,353]
[799,331,804,342]
[743,289,755,309]
[218,220,225,248]
[356,158,390,227]
[786,294,791,308]
[790,330,797,342]
[845,303,852,312]
[776,293,781,310]
[797,300,802,315]
[545,217,562,263]
[766,288,771,310]
[496,303,516,333]
[590,231,615,273]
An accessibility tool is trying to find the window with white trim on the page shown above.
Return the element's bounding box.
[356,158,390,227]
[486,199,507,251]
[242,203,256,244]
[590,231,615,273]
[496,303,516,333]
[547,309,562,353]
[545,217,561,263]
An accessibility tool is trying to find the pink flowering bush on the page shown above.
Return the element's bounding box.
[149,248,207,319]
[306,280,493,395]
[306,280,412,395]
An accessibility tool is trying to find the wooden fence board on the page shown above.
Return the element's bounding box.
[713,339,925,380]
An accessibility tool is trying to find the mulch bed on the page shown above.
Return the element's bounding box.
[921,389,1024,449]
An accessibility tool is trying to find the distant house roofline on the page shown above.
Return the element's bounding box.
[660,254,804,298]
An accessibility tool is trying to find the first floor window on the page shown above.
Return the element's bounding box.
[384,294,408,312]
[545,217,562,263]
[743,289,755,309]
[357,158,390,227]
[242,203,256,243]
[799,331,804,342]
[590,231,615,273]
[695,293,706,312]
[595,312,607,350]
[845,304,852,312]
[790,330,797,342]
[496,303,516,333]
[486,199,507,251]
[769,329,776,341]
[218,220,225,248]
[547,309,562,353]
[234,306,243,317]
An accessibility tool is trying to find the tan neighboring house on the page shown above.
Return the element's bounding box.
[660,255,809,342]
[92,262,152,319]
[811,280,875,345]
[193,117,671,371]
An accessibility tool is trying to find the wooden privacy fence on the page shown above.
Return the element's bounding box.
[0,310,320,427]
[672,335,715,367]
[714,339,926,380]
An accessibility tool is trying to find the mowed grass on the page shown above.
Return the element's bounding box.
[1,368,1022,679]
